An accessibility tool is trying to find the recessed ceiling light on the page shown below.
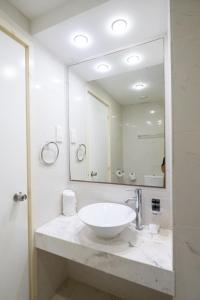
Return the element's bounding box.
[132,82,146,90]
[150,110,156,114]
[111,18,128,35]
[125,54,142,65]
[96,63,111,73]
[72,34,90,48]
[157,119,162,125]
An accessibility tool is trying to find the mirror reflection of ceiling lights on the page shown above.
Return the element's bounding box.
[71,17,149,92]
[111,18,129,35]
[71,33,90,48]
[132,82,147,91]
[125,54,142,65]
[95,63,111,73]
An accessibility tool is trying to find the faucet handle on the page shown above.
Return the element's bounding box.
[125,197,136,204]
[126,188,142,191]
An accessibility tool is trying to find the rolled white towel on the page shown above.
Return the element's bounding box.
[116,169,124,178]
[129,172,136,181]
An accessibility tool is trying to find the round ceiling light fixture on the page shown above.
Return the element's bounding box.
[72,34,90,48]
[125,54,142,65]
[132,82,146,90]
[96,63,111,73]
[111,18,128,35]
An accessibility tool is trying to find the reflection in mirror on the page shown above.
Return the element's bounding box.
[69,38,165,187]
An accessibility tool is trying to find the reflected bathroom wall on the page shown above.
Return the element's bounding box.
[69,38,165,187]
[122,101,164,186]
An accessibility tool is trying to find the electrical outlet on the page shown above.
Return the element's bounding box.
[151,198,160,213]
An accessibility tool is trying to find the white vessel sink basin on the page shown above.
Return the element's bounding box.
[78,203,136,238]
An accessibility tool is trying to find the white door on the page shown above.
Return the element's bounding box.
[87,93,110,182]
[0,30,29,300]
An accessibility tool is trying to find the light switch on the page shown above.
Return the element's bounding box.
[55,125,63,143]
[70,128,77,144]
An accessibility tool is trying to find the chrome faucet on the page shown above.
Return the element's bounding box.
[125,188,143,230]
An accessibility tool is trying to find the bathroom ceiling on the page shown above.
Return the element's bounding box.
[71,39,163,82]
[7,0,168,65]
[95,64,164,105]
[70,38,164,105]
[33,0,167,65]
[8,0,70,19]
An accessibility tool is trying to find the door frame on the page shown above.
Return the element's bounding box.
[0,24,33,300]
[87,90,111,181]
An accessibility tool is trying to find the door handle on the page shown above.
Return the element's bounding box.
[91,171,97,177]
[13,192,27,202]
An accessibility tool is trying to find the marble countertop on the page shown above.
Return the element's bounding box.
[35,215,174,296]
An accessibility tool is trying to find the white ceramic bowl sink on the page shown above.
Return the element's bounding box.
[78,203,136,239]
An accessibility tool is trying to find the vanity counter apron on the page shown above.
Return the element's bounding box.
[35,215,174,296]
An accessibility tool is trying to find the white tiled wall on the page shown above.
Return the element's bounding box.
[31,43,68,230]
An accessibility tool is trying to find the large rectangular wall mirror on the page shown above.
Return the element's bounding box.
[69,38,166,188]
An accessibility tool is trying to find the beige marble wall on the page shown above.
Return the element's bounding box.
[171,0,200,299]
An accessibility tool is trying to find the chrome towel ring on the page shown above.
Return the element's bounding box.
[76,144,86,162]
[40,141,60,165]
